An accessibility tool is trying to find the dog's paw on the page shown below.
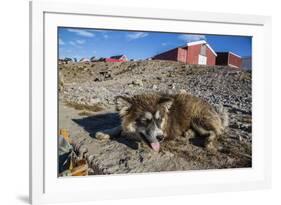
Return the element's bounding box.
[95,132,110,141]
[205,142,217,153]
[184,129,196,139]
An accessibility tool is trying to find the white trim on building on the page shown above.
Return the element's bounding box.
[228,51,242,58]
[186,40,217,56]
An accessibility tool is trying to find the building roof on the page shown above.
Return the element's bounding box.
[216,51,241,58]
[110,55,126,59]
[79,58,90,62]
[186,40,217,57]
[228,51,241,58]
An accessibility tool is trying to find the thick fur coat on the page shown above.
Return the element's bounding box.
[116,92,228,151]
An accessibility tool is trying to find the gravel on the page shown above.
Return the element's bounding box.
[59,60,252,175]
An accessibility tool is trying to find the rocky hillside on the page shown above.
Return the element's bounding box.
[59,60,252,175]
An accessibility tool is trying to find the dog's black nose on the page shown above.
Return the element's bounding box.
[156,135,164,142]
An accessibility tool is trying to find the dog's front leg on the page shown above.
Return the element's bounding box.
[95,125,122,140]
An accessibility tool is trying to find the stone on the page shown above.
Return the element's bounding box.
[90,98,101,104]
[94,77,101,82]
[95,132,110,141]
[132,79,143,87]
[79,146,88,156]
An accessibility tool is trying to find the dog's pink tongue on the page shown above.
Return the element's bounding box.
[150,142,160,152]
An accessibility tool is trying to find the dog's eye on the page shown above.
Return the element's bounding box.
[155,118,162,126]
[141,118,146,123]
[155,116,162,122]
[139,118,149,124]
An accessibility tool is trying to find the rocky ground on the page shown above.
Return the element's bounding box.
[58,60,252,175]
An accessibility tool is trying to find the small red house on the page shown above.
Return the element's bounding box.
[105,55,128,62]
[152,40,217,65]
[216,52,242,68]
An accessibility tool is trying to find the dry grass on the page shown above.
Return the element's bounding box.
[78,111,94,116]
[65,102,105,112]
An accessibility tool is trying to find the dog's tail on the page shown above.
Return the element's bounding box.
[215,104,229,128]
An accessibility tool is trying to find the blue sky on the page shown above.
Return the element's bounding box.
[58,27,252,60]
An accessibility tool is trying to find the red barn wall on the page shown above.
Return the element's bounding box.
[153,48,178,61]
[153,43,216,66]
[206,47,216,65]
[177,48,187,63]
[228,53,242,68]
[186,44,201,64]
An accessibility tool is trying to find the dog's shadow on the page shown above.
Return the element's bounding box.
[72,112,139,150]
[189,137,206,147]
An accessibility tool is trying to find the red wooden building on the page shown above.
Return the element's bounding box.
[216,52,242,68]
[105,55,128,62]
[152,40,217,65]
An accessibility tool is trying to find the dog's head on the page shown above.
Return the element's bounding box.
[116,94,173,151]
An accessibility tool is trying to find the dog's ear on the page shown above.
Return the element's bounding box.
[115,96,132,114]
[115,96,132,105]
[158,96,173,111]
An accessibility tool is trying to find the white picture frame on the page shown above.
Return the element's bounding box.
[30,0,272,204]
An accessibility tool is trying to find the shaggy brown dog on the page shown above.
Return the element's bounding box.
[116,91,228,151]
